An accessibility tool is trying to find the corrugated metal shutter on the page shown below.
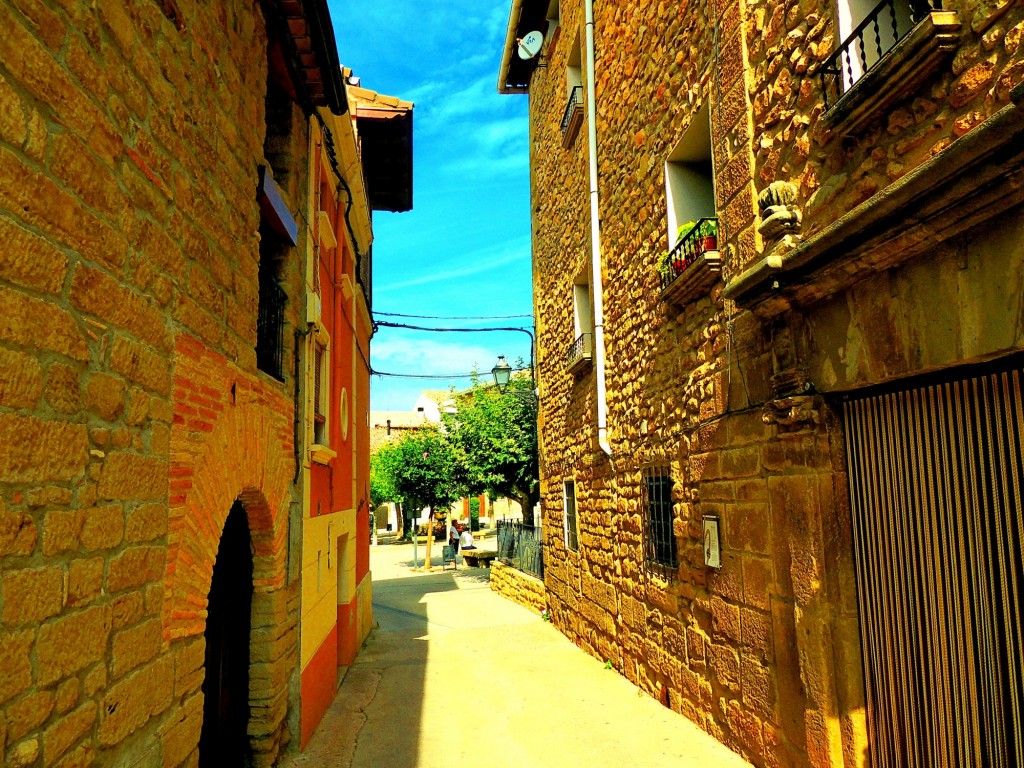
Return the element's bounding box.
[844,365,1024,768]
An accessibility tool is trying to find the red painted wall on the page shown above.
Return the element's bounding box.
[300,624,338,748]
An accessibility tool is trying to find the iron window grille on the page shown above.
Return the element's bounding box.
[564,480,579,552]
[642,466,677,577]
[820,0,941,109]
[313,342,328,445]
[256,268,286,381]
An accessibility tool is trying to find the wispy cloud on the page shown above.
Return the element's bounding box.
[330,0,534,409]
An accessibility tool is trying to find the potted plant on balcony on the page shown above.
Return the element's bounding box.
[677,219,718,255]
[696,218,718,253]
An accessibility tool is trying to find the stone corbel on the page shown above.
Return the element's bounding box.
[762,395,820,429]
[758,181,803,268]
[762,367,819,431]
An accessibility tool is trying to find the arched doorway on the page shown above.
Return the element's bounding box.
[199,501,253,767]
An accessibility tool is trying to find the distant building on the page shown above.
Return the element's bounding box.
[500,1,1024,767]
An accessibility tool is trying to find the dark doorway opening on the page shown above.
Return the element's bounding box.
[199,501,254,768]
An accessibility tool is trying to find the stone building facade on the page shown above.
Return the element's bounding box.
[500,0,1024,767]
[0,1,410,766]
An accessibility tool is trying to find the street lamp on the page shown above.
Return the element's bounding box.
[491,355,513,391]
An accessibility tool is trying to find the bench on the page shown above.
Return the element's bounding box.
[460,550,498,568]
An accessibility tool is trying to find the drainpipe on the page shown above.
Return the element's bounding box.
[584,0,611,458]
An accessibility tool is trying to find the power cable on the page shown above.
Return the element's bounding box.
[374,311,533,321]
[370,367,531,380]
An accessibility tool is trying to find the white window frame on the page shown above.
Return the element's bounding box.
[309,324,334,463]
[664,103,715,248]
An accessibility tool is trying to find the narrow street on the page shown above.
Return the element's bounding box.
[286,541,752,768]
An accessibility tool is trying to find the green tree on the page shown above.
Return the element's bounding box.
[370,442,403,509]
[443,374,539,525]
[370,428,464,543]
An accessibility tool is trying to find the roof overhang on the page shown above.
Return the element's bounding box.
[351,91,414,213]
[497,0,549,94]
[272,0,349,115]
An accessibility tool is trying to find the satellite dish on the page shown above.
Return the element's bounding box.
[517,30,543,60]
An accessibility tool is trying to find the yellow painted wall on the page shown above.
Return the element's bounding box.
[300,509,356,669]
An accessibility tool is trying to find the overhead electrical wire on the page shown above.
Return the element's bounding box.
[376,311,536,319]
[370,320,535,381]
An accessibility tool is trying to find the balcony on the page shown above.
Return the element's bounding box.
[560,86,584,148]
[820,0,960,134]
[659,218,722,307]
[566,332,593,375]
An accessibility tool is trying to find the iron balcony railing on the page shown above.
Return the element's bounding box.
[820,0,940,109]
[566,332,593,371]
[659,217,718,292]
[256,274,287,381]
[496,519,544,580]
[560,85,584,138]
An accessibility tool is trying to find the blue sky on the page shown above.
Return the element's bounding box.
[328,1,534,412]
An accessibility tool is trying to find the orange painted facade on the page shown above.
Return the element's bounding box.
[297,87,412,746]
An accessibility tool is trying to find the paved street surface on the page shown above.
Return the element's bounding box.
[285,540,752,768]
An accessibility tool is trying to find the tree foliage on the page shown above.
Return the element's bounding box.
[370,374,540,530]
[370,427,463,514]
[370,442,403,509]
[442,374,539,524]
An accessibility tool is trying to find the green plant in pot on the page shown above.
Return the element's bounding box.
[677,219,718,254]
[697,218,718,253]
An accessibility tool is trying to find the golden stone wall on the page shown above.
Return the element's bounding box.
[490,561,547,616]
[527,0,1024,767]
[0,2,309,766]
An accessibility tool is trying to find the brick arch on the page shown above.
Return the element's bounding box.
[162,391,293,642]
[161,338,297,767]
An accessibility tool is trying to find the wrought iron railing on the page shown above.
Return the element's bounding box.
[256,273,286,381]
[659,217,718,292]
[560,85,584,138]
[566,332,593,369]
[496,519,544,580]
[820,0,939,109]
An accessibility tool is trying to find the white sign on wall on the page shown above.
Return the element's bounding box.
[703,515,721,569]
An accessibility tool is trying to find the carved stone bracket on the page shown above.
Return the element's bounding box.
[758,181,803,267]
[762,395,820,430]
[763,366,819,432]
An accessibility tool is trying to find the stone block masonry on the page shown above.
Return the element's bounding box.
[515,0,1021,766]
[0,1,310,767]
[490,561,547,616]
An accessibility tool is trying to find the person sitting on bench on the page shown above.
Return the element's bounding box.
[459,527,476,550]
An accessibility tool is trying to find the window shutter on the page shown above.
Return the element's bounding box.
[314,345,323,417]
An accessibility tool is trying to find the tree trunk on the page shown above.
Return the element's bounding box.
[514,489,534,527]
[423,505,433,570]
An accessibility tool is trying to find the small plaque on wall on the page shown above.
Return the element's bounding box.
[703,515,721,569]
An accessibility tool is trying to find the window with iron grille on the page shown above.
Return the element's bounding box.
[563,480,579,552]
[312,340,329,446]
[642,466,677,575]
[256,259,286,381]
